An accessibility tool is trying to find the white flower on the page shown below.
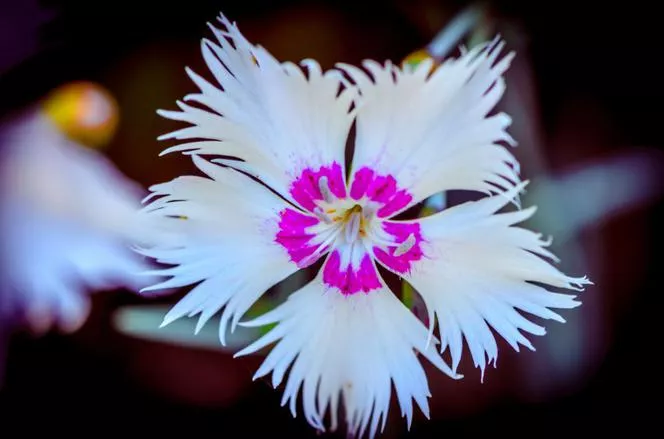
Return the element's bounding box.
[141,14,591,437]
[0,83,159,333]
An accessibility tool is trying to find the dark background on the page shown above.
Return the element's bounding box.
[0,0,661,437]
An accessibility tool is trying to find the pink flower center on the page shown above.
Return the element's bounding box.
[275,162,424,295]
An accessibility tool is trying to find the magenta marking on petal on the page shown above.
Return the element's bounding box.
[289,162,346,212]
[289,169,320,211]
[323,162,347,199]
[287,244,320,265]
[323,250,381,295]
[350,167,374,200]
[376,190,412,217]
[373,221,424,274]
[279,209,319,229]
[275,208,324,268]
[359,254,382,290]
[366,174,397,203]
[349,167,413,217]
[322,250,341,286]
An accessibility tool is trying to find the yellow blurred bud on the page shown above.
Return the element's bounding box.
[401,48,437,72]
[41,81,119,149]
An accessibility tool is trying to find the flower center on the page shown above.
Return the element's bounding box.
[275,162,425,295]
[306,200,374,264]
[342,205,363,244]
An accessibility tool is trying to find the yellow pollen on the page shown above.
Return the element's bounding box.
[339,205,367,240]
[340,204,362,221]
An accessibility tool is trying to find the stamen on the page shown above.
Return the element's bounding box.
[313,207,334,224]
[344,212,361,244]
[300,225,342,266]
[318,176,334,204]
[364,222,398,248]
[393,233,416,257]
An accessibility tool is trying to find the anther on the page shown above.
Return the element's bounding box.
[314,207,334,224]
[318,176,334,204]
[393,233,416,257]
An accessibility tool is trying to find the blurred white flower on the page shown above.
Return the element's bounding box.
[0,82,158,333]
[140,14,591,437]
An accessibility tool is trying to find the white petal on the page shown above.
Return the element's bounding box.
[341,38,519,214]
[158,14,355,203]
[401,184,591,379]
[237,276,460,438]
[139,156,299,343]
